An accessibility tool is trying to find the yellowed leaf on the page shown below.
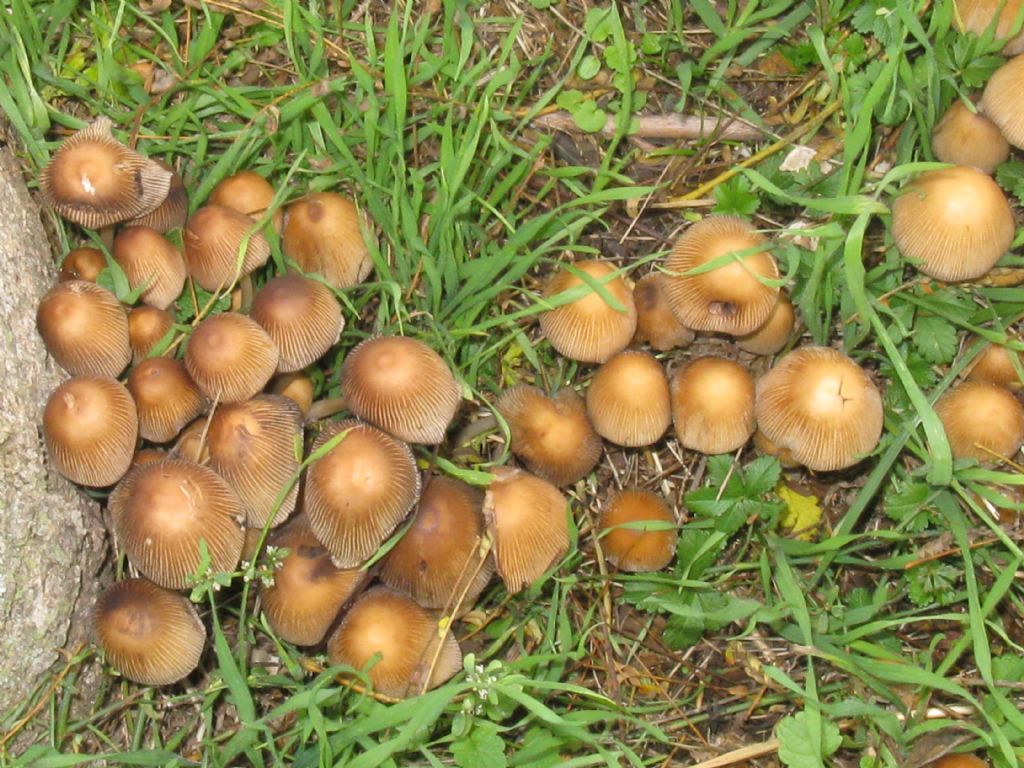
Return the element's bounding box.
[776,483,822,540]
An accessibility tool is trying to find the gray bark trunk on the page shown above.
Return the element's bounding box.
[0,145,108,714]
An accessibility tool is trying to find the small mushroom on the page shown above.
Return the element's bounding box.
[111,226,187,310]
[956,0,1024,54]
[671,356,756,455]
[58,247,106,282]
[932,100,1010,174]
[37,280,131,378]
[127,305,175,363]
[125,159,188,232]
[126,357,207,443]
[934,380,1024,461]
[208,170,282,232]
[596,489,677,573]
[931,754,989,768]
[981,54,1024,148]
[250,274,343,373]
[631,272,695,351]
[283,192,373,289]
[269,371,315,417]
[184,312,279,403]
[963,336,1024,390]
[585,351,671,447]
[183,205,270,292]
[736,291,796,356]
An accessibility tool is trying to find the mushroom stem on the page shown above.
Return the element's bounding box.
[238,274,254,313]
[306,395,348,422]
[449,413,498,460]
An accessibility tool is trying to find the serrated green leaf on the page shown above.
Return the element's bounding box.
[776,711,842,768]
[452,722,508,768]
[742,456,782,496]
[914,314,958,364]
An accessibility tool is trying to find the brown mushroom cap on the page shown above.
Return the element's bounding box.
[964,337,1024,390]
[538,260,637,363]
[596,489,677,572]
[378,476,494,610]
[283,192,373,289]
[755,346,884,472]
[185,312,279,403]
[37,280,131,378]
[890,166,1015,281]
[586,351,671,447]
[269,372,315,416]
[260,518,368,646]
[496,385,602,485]
[931,754,990,768]
[631,273,695,351]
[671,356,756,455]
[208,395,302,529]
[957,0,1024,54]
[111,226,187,310]
[208,170,282,232]
[982,54,1024,148]
[132,447,167,467]
[341,335,462,444]
[304,420,421,568]
[126,357,207,443]
[59,247,107,282]
[95,578,205,686]
[663,216,780,336]
[483,466,569,594]
[326,586,462,698]
[39,117,172,229]
[44,376,138,487]
[109,457,244,589]
[932,100,1011,174]
[736,291,796,356]
[934,380,1024,461]
[125,160,188,232]
[183,205,271,292]
[250,274,343,372]
[128,305,175,364]
[173,418,211,464]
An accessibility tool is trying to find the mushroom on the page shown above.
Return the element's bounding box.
[249,274,343,373]
[890,166,1015,281]
[631,272,695,351]
[671,356,756,455]
[341,335,462,444]
[483,466,569,594]
[955,0,1024,54]
[755,346,884,472]
[184,312,279,403]
[173,418,211,464]
[127,305,175,364]
[538,260,637,363]
[736,291,796,356]
[208,170,282,232]
[37,280,131,378]
[378,476,494,611]
[109,457,245,589]
[125,159,188,232]
[111,226,187,310]
[207,394,303,529]
[326,586,462,698]
[963,336,1024,390]
[662,216,780,336]
[283,192,373,289]
[43,375,138,487]
[303,420,420,568]
[934,380,1024,461]
[58,247,106,282]
[260,517,368,646]
[981,54,1024,148]
[585,351,671,447]
[931,754,989,768]
[126,357,207,443]
[596,489,677,572]
[269,371,315,417]
[183,205,271,292]
[496,385,602,485]
[94,578,205,686]
[931,100,1011,174]
[39,117,172,229]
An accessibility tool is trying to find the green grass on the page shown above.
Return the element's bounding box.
[2,0,1024,766]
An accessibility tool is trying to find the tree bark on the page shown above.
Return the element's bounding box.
[0,145,108,714]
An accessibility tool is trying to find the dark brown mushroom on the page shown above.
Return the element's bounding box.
[37,280,131,378]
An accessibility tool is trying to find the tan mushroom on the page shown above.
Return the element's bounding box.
[596,489,677,572]
[671,356,756,455]
[585,351,671,447]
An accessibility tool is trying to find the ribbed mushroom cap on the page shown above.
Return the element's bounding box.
[283,192,373,289]
[752,428,801,468]
[304,420,420,568]
[128,305,175,364]
[111,226,187,310]
[956,0,1024,53]
[932,100,1011,174]
[663,216,780,336]
[183,205,271,292]
[496,385,602,485]
[37,280,131,378]
[208,170,283,231]
[378,476,494,610]
[39,117,172,229]
[671,357,756,455]
[109,457,244,589]
[95,578,205,686]
[44,376,138,487]
[631,273,695,351]
[260,518,368,646]
[208,395,302,529]
[596,489,677,572]
[890,166,1015,281]
[934,380,1024,461]
[483,466,569,594]
[185,312,279,403]
[755,346,884,472]
[538,260,637,363]
[269,372,314,416]
[326,586,462,698]
[932,754,990,768]
[964,337,1024,390]
[736,291,796,356]
[132,448,167,467]
[982,55,1024,148]
[174,418,211,464]
[341,335,462,444]
[125,160,188,232]
[59,247,106,282]
[250,274,343,372]
[586,351,671,447]
[127,357,207,443]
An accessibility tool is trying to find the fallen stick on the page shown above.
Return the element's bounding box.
[533,110,763,141]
